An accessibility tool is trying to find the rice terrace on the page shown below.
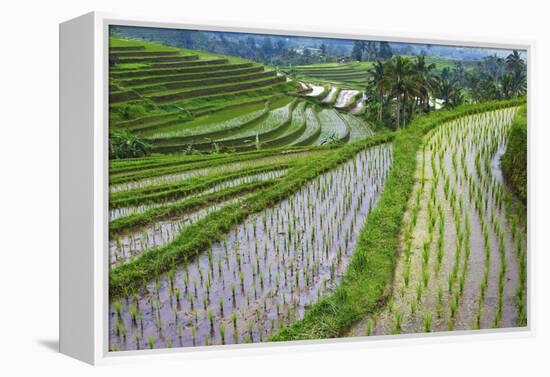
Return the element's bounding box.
[107,25,528,351]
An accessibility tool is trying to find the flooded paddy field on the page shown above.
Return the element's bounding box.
[110,150,323,193]
[109,169,287,221]
[109,144,393,350]
[351,108,527,337]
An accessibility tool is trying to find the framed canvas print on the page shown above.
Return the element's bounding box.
[59,12,532,365]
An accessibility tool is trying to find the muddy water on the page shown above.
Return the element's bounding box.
[334,90,359,108]
[351,108,525,337]
[109,169,287,221]
[109,144,393,351]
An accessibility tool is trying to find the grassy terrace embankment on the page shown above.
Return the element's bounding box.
[501,106,527,203]
[271,97,525,341]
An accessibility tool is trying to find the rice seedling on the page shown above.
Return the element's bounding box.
[423,311,432,333]
[392,311,403,334]
[365,319,373,336]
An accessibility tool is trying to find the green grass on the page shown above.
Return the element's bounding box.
[501,105,527,203]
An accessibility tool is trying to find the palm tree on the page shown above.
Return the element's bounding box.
[380,56,422,128]
[412,56,437,111]
[506,50,525,74]
[511,70,527,97]
[366,60,386,122]
[434,76,464,109]
[500,74,514,99]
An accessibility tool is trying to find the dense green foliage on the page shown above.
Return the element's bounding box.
[270,98,525,341]
[109,128,151,159]
[501,106,527,203]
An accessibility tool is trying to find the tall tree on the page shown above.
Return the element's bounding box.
[413,56,437,111]
[351,40,366,61]
[365,41,378,61]
[366,60,386,122]
[378,42,393,59]
[380,56,421,128]
[506,50,525,74]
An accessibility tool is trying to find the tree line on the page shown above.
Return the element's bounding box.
[364,51,526,130]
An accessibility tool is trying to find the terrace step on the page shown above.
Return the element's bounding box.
[110,51,180,59]
[148,103,270,145]
[110,46,146,51]
[109,90,142,103]
[262,102,307,148]
[118,66,263,87]
[292,105,322,146]
[149,58,229,69]
[132,70,276,95]
[116,55,199,64]
[149,75,286,103]
[110,62,254,79]
[151,99,295,152]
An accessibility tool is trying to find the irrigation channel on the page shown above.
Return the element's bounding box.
[351,108,527,336]
[109,144,393,350]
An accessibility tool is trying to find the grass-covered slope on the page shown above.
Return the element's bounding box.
[109,38,375,153]
[501,106,527,203]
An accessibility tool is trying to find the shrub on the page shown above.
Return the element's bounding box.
[501,106,527,203]
[109,128,152,159]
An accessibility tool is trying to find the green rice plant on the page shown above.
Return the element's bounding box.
[423,312,433,333]
[416,283,423,303]
[114,300,122,318]
[403,261,411,288]
[191,324,197,345]
[422,266,430,289]
[208,309,215,330]
[365,319,372,336]
[219,323,226,344]
[450,294,458,320]
[436,286,443,318]
[422,241,430,266]
[392,311,403,334]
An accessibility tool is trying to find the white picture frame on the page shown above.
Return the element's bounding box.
[59,11,534,365]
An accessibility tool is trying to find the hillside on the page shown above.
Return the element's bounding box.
[109,38,374,153]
